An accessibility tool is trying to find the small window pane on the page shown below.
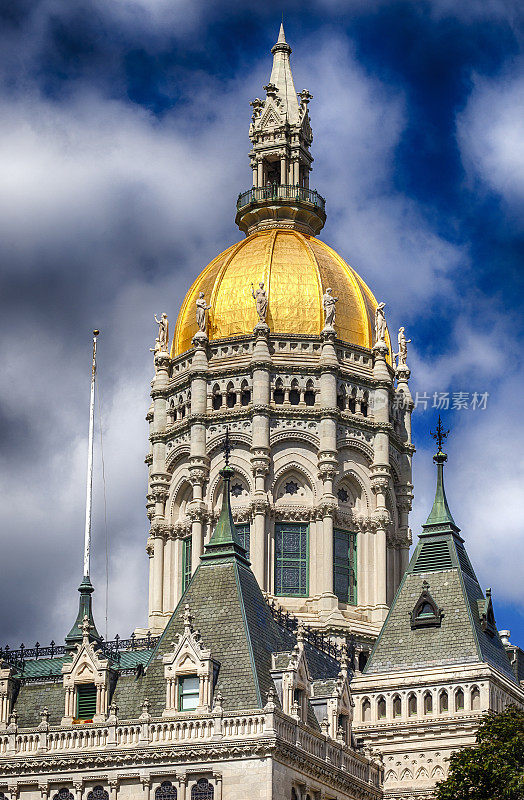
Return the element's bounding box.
[275,524,308,596]
[236,523,250,557]
[179,675,199,711]
[333,530,357,604]
[182,537,192,592]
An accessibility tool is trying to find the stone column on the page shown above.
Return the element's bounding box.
[250,323,272,589]
[370,339,392,621]
[280,155,287,185]
[318,329,339,608]
[257,159,264,187]
[148,347,171,630]
[178,777,187,800]
[188,332,210,572]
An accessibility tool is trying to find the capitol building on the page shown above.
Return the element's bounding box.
[0,24,522,800]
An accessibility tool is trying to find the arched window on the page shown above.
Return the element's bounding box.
[362,697,371,721]
[377,697,386,719]
[393,695,401,717]
[408,693,417,717]
[304,380,315,406]
[191,779,213,799]
[337,387,346,411]
[348,388,356,414]
[423,691,433,715]
[273,380,284,405]
[289,380,300,405]
[212,385,222,410]
[53,790,74,800]
[155,782,177,800]
[291,791,298,800]
[439,690,449,713]
[471,686,480,711]
[240,380,251,406]
[361,391,369,417]
[226,382,236,408]
[358,651,369,672]
[455,688,464,711]
[87,788,109,800]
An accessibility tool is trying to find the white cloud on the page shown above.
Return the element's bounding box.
[300,33,466,309]
[457,67,524,208]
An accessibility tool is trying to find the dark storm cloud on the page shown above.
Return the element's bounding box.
[0,0,523,648]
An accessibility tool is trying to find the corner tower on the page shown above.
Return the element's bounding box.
[144,26,415,657]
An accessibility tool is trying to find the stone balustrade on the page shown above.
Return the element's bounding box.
[0,709,381,787]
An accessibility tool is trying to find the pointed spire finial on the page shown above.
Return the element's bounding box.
[278,20,286,44]
[431,415,450,457]
[422,420,460,536]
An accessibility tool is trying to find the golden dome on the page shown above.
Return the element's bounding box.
[172,229,390,359]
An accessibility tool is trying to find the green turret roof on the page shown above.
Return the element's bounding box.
[364,442,516,682]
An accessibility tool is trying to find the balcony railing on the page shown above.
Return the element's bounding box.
[237,184,326,212]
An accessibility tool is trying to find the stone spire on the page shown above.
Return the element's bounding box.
[268,23,300,125]
[235,24,325,237]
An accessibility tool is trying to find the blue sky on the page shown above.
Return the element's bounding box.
[0,0,523,649]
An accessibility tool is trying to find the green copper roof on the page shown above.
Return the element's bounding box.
[364,446,516,682]
[421,450,460,536]
[64,575,101,649]
[200,465,250,566]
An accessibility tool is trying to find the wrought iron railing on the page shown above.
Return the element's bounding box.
[0,632,160,671]
[237,184,326,211]
[267,599,355,665]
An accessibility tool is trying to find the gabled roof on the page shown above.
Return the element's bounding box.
[364,448,516,682]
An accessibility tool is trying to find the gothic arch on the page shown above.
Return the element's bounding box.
[270,430,320,448]
[334,468,370,510]
[166,445,191,471]
[169,479,193,523]
[207,431,252,454]
[271,462,316,501]
[208,463,252,509]
[336,438,374,463]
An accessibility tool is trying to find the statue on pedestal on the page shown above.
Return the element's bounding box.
[251,282,268,324]
[395,326,411,368]
[322,287,338,329]
[374,302,387,344]
[154,313,169,352]
[196,292,211,333]
[149,337,161,373]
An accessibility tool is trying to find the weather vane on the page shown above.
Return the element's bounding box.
[431,415,450,453]
[223,426,231,466]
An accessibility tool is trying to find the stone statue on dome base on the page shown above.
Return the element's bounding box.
[251,281,268,325]
[196,291,211,334]
[322,287,338,331]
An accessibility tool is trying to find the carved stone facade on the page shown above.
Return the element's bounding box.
[145,324,414,640]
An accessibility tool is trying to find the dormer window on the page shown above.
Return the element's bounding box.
[76,683,97,721]
[178,675,199,712]
[410,582,443,629]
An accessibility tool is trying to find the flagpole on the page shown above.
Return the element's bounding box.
[84,329,99,578]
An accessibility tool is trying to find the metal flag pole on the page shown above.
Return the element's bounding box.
[83,329,99,578]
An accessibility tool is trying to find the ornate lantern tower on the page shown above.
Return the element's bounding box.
[144,25,414,656]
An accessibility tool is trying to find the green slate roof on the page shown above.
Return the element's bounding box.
[364,450,516,682]
[10,464,342,728]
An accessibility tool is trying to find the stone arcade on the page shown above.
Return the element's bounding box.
[1,24,523,800]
